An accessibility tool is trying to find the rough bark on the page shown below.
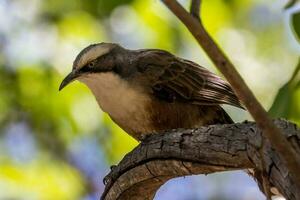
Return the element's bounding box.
[101,120,300,200]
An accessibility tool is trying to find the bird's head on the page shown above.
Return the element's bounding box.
[59,42,125,91]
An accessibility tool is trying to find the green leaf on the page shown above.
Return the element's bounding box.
[268,84,292,117]
[291,11,300,42]
[285,0,298,9]
[269,59,300,125]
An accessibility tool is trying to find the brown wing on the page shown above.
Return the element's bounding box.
[137,50,243,108]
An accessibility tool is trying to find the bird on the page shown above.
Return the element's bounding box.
[59,42,243,141]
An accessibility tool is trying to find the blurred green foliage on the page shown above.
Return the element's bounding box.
[291,11,300,42]
[40,0,134,23]
[0,158,84,200]
[285,0,299,9]
[0,0,299,199]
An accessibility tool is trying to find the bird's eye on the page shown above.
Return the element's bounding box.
[88,61,95,67]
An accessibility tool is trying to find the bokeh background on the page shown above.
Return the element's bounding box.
[0,0,300,199]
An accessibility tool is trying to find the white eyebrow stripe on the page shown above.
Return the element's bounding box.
[74,44,113,69]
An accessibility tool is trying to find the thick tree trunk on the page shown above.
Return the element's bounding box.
[101,120,300,200]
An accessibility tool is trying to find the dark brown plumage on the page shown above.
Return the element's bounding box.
[134,49,242,108]
[60,43,243,140]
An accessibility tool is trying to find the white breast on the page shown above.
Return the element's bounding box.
[78,72,152,134]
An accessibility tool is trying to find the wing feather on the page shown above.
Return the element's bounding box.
[138,50,243,108]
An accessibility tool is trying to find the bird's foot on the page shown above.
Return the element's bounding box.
[103,174,111,185]
[102,165,117,185]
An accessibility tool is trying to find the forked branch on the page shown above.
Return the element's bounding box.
[161,0,300,187]
[190,0,201,20]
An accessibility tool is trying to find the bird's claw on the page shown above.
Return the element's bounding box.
[103,165,117,185]
[103,174,112,185]
[110,164,117,170]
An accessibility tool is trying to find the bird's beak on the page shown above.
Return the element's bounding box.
[59,71,79,91]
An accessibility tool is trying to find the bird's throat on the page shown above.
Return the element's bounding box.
[78,72,153,137]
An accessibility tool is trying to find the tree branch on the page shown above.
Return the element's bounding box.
[161,0,300,187]
[190,0,201,20]
[101,120,300,200]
